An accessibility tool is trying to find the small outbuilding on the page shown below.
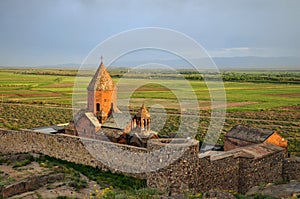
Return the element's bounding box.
[73,112,101,138]
[224,125,288,151]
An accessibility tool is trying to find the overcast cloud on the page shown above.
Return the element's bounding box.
[0,0,299,66]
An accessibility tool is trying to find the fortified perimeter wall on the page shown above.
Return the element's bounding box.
[283,156,300,181]
[0,129,147,179]
[0,129,299,194]
[146,139,286,194]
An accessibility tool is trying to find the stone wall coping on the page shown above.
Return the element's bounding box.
[242,143,284,158]
[284,155,300,162]
[198,150,218,158]
[0,129,148,153]
[198,150,235,161]
[198,147,255,162]
[210,151,236,161]
[0,129,80,139]
[0,129,284,160]
[147,138,198,147]
[198,142,285,162]
[80,136,148,152]
[230,143,284,159]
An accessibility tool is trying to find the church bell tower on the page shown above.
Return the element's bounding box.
[87,57,118,123]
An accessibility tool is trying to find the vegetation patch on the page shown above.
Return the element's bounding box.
[12,159,33,168]
[0,68,299,155]
[235,193,280,199]
[1,153,297,198]
[37,155,147,191]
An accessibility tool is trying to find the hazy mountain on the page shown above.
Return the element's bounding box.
[1,56,299,70]
[213,56,300,70]
[111,56,300,70]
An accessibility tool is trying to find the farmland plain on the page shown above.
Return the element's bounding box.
[0,68,299,155]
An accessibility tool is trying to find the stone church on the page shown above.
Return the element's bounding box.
[65,60,158,147]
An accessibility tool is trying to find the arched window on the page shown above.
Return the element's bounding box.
[96,103,100,111]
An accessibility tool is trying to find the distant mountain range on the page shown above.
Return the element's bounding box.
[1,56,300,70]
[213,56,300,70]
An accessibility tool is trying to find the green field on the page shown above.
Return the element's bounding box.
[0,68,299,155]
[0,68,75,105]
[1,69,299,111]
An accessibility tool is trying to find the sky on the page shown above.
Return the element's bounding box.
[0,0,300,66]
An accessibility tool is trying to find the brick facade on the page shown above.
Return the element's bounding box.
[87,62,118,122]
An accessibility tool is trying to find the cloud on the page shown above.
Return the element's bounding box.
[0,0,300,65]
[222,47,251,52]
[209,47,276,57]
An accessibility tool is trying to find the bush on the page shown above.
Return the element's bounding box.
[0,157,6,165]
[12,159,32,168]
[68,175,87,192]
[56,196,73,199]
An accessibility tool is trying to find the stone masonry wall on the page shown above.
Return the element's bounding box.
[283,156,300,181]
[195,155,240,193]
[0,129,98,167]
[0,129,147,179]
[238,150,285,193]
[0,129,297,194]
[146,139,201,194]
[147,140,287,194]
[147,149,240,194]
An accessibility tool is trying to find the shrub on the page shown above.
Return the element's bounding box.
[0,157,6,165]
[12,159,32,168]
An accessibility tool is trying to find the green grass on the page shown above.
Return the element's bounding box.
[1,68,299,111]
[12,159,32,168]
[35,155,166,198]
[0,153,296,198]
[0,103,72,130]
[37,155,147,191]
[0,69,75,105]
[0,153,155,198]
[0,177,15,189]
[0,68,299,154]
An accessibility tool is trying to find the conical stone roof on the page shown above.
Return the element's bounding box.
[135,104,150,118]
[87,62,115,91]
